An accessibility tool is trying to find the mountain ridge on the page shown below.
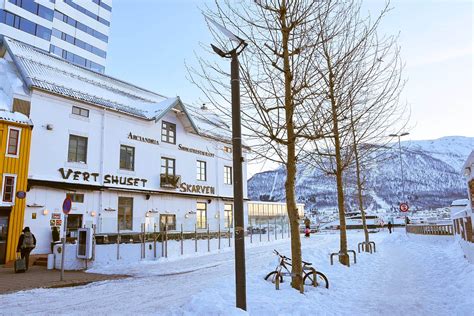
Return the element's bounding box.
[247,136,473,212]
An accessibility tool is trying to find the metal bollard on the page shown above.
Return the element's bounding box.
[259,224,262,242]
[207,224,210,252]
[180,224,184,256]
[218,222,221,250]
[195,224,198,253]
[268,220,270,242]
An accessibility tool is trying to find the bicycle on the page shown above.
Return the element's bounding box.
[264,249,329,289]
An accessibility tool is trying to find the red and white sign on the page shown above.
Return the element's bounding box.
[399,203,409,212]
[62,197,72,215]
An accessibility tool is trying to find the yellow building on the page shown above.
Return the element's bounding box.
[0,108,32,264]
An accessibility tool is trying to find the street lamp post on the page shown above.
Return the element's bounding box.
[206,15,248,311]
[389,132,409,224]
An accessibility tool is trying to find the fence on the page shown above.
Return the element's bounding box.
[93,220,291,260]
[406,224,454,236]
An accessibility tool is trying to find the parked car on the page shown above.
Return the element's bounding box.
[247,226,267,234]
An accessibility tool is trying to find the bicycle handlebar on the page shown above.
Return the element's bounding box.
[273,249,290,261]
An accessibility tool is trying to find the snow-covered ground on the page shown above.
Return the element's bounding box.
[1,231,472,315]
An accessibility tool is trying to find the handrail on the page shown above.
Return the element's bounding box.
[406,224,453,236]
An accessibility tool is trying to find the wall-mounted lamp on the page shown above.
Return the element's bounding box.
[215,213,220,219]
[90,211,96,217]
[42,209,49,216]
[184,213,189,219]
[146,212,151,217]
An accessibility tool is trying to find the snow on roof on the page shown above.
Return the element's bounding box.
[0,110,33,125]
[2,37,232,140]
[451,199,469,207]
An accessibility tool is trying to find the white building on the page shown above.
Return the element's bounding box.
[1,37,248,255]
[0,0,111,72]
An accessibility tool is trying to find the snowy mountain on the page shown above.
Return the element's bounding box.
[247,136,474,212]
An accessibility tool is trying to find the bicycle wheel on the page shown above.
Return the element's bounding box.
[264,271,283,284]
[303,270,329,289]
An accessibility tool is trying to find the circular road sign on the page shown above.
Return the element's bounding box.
[62,197,72,215]
[399,203,409,212]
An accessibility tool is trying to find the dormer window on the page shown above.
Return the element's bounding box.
[161,121,176,144]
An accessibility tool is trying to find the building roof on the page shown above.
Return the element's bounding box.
[1,37,231,139]
[0,109,32,125]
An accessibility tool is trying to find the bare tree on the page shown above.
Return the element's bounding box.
[306,1,406,265]
[189,0,335,291]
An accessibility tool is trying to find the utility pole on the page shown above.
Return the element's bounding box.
[389,132,410,225]
[205,15,248,311]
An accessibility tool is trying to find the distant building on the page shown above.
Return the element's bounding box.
[247,201,304,227]
[451,151,474,263]
[0,0,111,72]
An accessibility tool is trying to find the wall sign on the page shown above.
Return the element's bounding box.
[128,132,159,145]
[179,182,215,195]
[58,168,148,187]
[178,144,214,157]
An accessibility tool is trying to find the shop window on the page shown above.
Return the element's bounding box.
[67,214,83,231]
[224,203,233,228]
[6,127,20,157]
[2,175,16,203]
[196,202,207,229]
[120,145,135,171]
[118,197,133,230]
[161,121,176,144]
[160,214,176,231]
[66,193,84,203]
[197,160,206,181]
[72,106,89,118]
[68,134,88,163]
[224,166,232,184]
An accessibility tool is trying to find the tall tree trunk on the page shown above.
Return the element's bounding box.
[328,66,349,266]
[354,143,370,245]
[281,0,303,291]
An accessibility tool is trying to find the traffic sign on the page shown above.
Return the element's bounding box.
[399,203,409,212]
[62,197,72,214]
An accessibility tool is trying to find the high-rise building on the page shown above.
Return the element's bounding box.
[0,0,111,73]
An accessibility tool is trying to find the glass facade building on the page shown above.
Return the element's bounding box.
[0,0,111,73]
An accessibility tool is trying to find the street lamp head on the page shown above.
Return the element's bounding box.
[400,132,410,137]
[211,44,227,58]
[389,134,398,137]
[204,14,244,43]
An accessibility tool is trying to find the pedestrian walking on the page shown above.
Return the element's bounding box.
[387,222,393,234]
[17,227,36,271]
[304,227,310,238]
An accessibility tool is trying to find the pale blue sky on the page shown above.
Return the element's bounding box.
[106,0,473,144]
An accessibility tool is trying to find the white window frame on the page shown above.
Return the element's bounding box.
[5,126,21,158]
[224,165,233,185]
[197,160,206,181]
[1,174,17,205]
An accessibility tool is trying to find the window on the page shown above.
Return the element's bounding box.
[6,127,20,157]
[118,197,133,231]
[224,166,233,185]
[119,145,135,171]
[223,146,232,153]
[161,121,176,144]
[72,106,89,118]
[197,160,206,181]
[160,214,176,231]
[66,193,84,203]
[2,175,16,203]
[197,202,207,229]
[161,157,175,176]
[224,204,233,228]
[68,135,88,163]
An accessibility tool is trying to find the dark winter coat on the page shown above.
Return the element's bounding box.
[17,232,37,252]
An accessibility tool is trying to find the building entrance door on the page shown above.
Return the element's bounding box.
[0,208,12,264]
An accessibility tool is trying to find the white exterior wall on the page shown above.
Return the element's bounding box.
[26,91,248,255]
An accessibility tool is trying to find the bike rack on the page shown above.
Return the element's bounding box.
[357,241,376,253]
[330,250,356,266]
